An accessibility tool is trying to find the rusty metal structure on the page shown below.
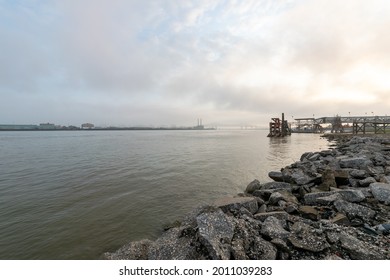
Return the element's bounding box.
[268,113,291,137]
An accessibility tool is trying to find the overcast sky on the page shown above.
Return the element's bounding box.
[1,0,390,127]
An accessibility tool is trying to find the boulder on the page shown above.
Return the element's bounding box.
[308,153,321,161]
[268,192,284,205]
[370,182,390,205]
[304,192,336,205]
[339,232,386,259]
[359,177,377,187]
[269,190,298,205]
[213,196,259,214]
[334,200,376,222]
[196,209,235,260]
[260,216,290,240]
[247,236,277,260]
[336,189,365,202]
[350,169,368,179]
[254,211,289,222]
[268,171,285,182]
[289,169,321,185]
[245,179,261,193]
[339,157,371,169]
[232,218,277,260]
[365,165,385,178]
[288,222,329,253]
[252,189,275,200]
[104,239,152,260]
[315,193,342,205]
[380,175,390,184]
[261,181,293,191]
[304,190,365,205]
[372,152,387,166]
[148,228,199,260]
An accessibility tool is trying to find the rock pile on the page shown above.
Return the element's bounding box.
[104,136,390,260]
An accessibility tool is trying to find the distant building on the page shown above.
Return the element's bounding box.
[81,123,94,129]
[39,123,56,129]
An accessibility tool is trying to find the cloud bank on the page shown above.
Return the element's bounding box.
[1,0,390,126]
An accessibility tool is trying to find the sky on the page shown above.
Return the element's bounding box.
[1,0,390,127]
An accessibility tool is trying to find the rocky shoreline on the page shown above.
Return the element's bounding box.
[104,135,390,260]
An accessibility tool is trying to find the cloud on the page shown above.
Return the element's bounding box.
[1,0,390,126]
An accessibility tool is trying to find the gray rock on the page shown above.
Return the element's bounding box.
[271,238,291,253]
[350,169,368,179]
[376,223,390,234]
[304,192,334,205]
[349,178,360,188]
[213,196,259,214]
[246,237,277,260]
[380,175,390,184]
[104,239,153,260]
[308,153,321,161]
[370,182,390,205]
[196,209,235,260]
[230,239,247,260]
[339,157,371,169]
[300,152,313,161]
[257,204,267,213]
[324,254,343,260]
[365,165,385,178]
[315,193,342,205]
[232,218,277,260]
[268,192,284,205]
[245,179,261,193]
[359,177,377,187]
[337,189,366,202]
[290,169,321,185]
[260,216,290,240]
[252,189,274,200]
[326,231,340,244]
[254,211,290,222]
[304,190,365,205]
[285,204,299,214]
[372,152,387,166]
[148,228,200,260]
[268,171,285,182]
[261,181,293,191]
[288,222,329,252]
[334,200,376,222]
[270,190,298,205]
[339,232,385,259]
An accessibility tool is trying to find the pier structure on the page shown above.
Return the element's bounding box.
[293,115,390,134]
[268,113,291,137]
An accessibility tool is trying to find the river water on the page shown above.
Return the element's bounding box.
[0,130,330,259]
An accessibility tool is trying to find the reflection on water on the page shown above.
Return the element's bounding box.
[268,136,292,166]
[0,130,330,259]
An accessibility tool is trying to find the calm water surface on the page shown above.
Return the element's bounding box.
[0,130,330,259]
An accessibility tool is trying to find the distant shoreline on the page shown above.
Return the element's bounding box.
[0,127,216,132]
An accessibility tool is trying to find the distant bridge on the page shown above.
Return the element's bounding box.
[293,115,390,134]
